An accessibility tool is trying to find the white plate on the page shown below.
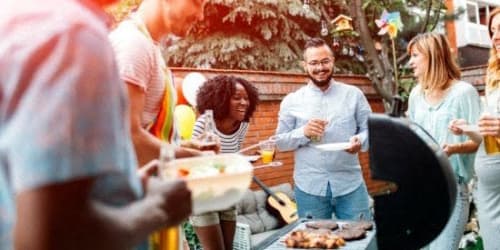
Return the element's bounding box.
[313,142,351,151]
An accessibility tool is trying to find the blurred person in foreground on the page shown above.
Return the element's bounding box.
[0,0,191,249]
[449,7,500,250]
[274,38,372,221]
[407,32,481,250]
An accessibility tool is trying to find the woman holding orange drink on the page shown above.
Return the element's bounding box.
[190,75,259,250]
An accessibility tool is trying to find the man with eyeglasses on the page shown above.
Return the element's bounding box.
[275,37,372,221]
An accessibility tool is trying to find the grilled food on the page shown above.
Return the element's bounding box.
[284,229,345,249]
[341,221,373,231]
[305,220,339,230]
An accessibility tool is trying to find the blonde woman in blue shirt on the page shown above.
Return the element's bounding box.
[407,33,481,250]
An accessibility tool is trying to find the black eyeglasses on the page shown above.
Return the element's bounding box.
[306,58,333,68]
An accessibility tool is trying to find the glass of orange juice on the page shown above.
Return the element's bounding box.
[259,140,276,164]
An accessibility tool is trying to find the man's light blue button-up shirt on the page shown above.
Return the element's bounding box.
[275,80,372,197]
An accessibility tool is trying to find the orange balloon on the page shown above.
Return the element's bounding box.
[175,79,188,105]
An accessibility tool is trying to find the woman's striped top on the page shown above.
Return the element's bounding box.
[192,115,249,153]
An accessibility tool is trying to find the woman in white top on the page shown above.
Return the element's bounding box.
[450,8,500,250]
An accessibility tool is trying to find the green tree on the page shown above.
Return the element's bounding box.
[106,0,142,26]
[164,0,452,106]
[347,0,452,106]
[108,0,458,109]
[164,0,321,72]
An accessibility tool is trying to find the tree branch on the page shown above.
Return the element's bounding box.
[397,53,409,65]
[320,4,333,24]
[347,0,394,103]
[429,2,443,31]
[419,0,433,33]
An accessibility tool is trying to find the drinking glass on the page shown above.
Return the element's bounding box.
[311,101,328,143]
[483,95,500,155]
[259,140,276,164]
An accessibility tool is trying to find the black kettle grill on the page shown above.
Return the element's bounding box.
[369,111,457,249]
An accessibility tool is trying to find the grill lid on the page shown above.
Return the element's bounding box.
[368,114,456,250]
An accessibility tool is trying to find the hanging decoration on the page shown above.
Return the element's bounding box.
[375,10,403,39]
[303,0,310,11]
[332,37,341,52]
[321,20,329,36]
[328,14,364,61]
[331,14,353,32]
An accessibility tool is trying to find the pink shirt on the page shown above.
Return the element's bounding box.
[109,18,165,127]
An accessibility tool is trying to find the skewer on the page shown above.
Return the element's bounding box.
[238,136,277,154]
[237,142,262,154]
[253,161,283,170]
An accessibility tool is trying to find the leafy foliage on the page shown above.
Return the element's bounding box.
[107,0,455,105]
[345,0,452,105]
[183,222,201,250]
[164,0,321,72]
[105,0,142,26]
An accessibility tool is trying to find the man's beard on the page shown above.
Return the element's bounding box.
[307,69,333,87]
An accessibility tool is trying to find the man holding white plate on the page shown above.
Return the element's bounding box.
[274,38,372,221]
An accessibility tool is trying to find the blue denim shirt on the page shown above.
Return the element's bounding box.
[275,80,371,197]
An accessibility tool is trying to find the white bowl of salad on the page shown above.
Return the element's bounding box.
[161,153,253,214]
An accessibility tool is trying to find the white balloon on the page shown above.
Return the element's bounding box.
[182,72,206,107]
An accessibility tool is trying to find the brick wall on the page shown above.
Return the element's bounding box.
[461,65,487,94]
[171,67,390,195]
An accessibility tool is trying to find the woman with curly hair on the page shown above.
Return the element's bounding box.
[190,75,259,250]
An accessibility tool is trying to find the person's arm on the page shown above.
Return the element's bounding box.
[443,140,480,155]
[346,89,372,153]
[444,84,482,155]
[274,94,311,151]
[126,84,200,166]
[449,119,483,143]
[127,83,163,166]
[15,176,191,250]
[444,120,481,156]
